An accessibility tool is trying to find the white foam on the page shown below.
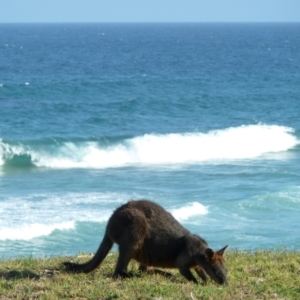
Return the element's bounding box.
[0,192,128,241]
[44,124,298,168]
[170,202,208,221]
[33,142,132,169]
[1,124,299,169]
[0,222,74,241]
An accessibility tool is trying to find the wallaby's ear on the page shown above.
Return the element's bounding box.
[205,248,215,261]
[216,245,228,257]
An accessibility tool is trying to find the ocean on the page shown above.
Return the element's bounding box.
[0,23,300,259]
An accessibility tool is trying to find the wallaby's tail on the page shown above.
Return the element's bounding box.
[63,233,113,273]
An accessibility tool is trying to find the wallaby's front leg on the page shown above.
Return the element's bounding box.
[179,267,198,283]
[139,264,174,278]
[194,266,208,283]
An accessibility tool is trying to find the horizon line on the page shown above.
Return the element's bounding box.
[1,21,300,24]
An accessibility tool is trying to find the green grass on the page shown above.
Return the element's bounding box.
[0,250,299,299]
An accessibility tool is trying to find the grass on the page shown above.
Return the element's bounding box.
[0,250,300,299]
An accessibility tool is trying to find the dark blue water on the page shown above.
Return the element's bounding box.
[1,23,300,259]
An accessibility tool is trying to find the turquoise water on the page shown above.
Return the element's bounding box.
[1,23,300,259]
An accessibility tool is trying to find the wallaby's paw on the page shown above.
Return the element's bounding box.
[112,271,132,279]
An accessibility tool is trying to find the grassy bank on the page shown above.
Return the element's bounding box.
[0,250,299,299]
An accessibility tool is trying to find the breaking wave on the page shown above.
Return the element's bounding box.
[1,124,298,169]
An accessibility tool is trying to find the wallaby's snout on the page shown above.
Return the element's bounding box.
[214,271,228,285]
[202,245,228,285]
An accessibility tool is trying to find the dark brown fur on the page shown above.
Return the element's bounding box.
[63,200,228,284]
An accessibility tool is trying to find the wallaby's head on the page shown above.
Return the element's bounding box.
[198,245,228,285]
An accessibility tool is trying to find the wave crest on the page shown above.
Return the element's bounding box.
[1,124,298,169]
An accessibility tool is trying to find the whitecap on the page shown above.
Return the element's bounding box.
[0,222,74,241]
[170,202,208,222]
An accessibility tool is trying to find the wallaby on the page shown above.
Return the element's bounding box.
[63,200,228,284]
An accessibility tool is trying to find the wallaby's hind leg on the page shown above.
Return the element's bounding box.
[109,207,148,279]
[113,245,133,278]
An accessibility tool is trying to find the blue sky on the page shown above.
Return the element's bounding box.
[1,0,300,23]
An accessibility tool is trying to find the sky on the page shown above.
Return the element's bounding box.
[0,0,300,23]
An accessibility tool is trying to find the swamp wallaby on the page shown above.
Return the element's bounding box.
[63,200,228,284]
